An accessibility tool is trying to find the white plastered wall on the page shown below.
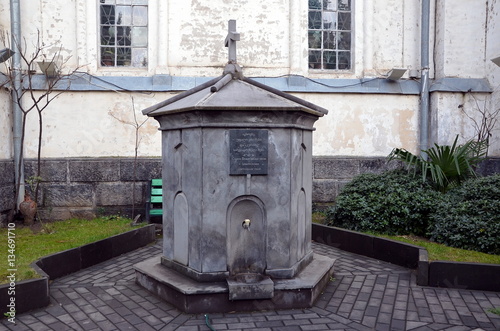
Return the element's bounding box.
[434,0,487,79]
[0,92,12,159]
[305,93,420,156]
[430,0,500,156]
[19,91,166,158]
[0,0,499,159]
[431,92,500,156]
[485,0,500,156]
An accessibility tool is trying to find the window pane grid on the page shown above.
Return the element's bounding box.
[308,0,351,70]
[99,0,148,68]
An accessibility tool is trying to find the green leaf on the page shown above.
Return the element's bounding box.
[388,135,488,192]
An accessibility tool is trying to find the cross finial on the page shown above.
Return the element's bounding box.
[225,19,240,63]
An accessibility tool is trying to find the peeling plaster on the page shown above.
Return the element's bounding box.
[1,0,499,160]
[300,93,419,156]
[0,92,13,159]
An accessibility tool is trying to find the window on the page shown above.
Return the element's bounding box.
[99,0,148,67]
[308,0,352,70]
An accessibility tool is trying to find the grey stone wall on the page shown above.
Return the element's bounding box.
[0,161,15,224]
[312,156,500,204]
[0,158,161,222]
[312,157,400,204]
[477,158,500,176]
[1,156,499,222]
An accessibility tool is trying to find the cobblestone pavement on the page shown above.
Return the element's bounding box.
[2,241,500,331]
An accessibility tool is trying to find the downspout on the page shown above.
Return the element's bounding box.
[10,0,24,210]
[420,0,430,157]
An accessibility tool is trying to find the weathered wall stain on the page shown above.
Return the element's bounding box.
[0,0,499,159]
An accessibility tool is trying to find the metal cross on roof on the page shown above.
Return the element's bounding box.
[225,19,240,63]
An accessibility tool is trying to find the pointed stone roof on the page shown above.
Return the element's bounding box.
[142,64,328,117]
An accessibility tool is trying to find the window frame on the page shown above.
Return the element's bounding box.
[308,0,353,72]
[98,0,149,69]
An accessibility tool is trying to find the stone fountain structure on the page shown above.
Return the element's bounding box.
[134,20,334,313]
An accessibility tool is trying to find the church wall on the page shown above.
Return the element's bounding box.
[1,1,500,222]
[0,0,426,77]
[485,0,500,157]
[434,0,488,79]
[301,93,420,156]
[14,91,421,159]
[19,91,163,158]
[0,1,495,159]
[0,92,12,160]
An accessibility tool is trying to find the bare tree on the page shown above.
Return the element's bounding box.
[1,30,80,217]
[460,91,500,156]
[109,95,149,219]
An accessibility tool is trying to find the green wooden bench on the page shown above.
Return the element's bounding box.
[145,178,163,223]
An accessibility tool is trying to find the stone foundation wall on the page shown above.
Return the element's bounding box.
[0,161,15,224]
[1,156,499,223]
[312,157,401,204]
[311,156,500,204]
[0,158,161,223]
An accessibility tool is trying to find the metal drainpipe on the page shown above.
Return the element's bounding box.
[10,0,24,210]
[420,0,430,158]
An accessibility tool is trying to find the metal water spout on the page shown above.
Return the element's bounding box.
[242,218,251,230]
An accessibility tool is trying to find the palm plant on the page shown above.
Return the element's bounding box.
[388,135,488,192]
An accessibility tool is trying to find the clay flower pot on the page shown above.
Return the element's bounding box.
[19,193,37,226]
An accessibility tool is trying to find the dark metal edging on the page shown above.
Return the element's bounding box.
[0,224,156,316]
[312,223,500,292]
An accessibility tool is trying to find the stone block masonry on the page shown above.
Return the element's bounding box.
[0,161,15,224]
[312,156,500,204]
[1,156,498,222]
[312,157,402,203]
[0,158,161,222]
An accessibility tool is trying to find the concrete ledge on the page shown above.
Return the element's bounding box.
[312,223,500,292]
[312,223,420,268]
[417,249,429,286]
[0,277,49,320]
[428,261,500,292]
[35,224,155,279]
[135,253,335,313]
[2,157,498,221]
[0,224,156,316]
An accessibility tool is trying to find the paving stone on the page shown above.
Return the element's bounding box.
[123,313,146,325]
[300,324,330,330]
[361,315,377,328]
[77,318,99,330]
[95,320,118,331]
[431,313,448,324]
[106,313,126,324]
[364,305,379,317]
[283,318,312,326]
[271,326,302,331]
[113,321,135,330]
[47,321,73,331]
[374,322,391,331]
[266,314,293,321]
[349,309,364,321]
[2,241,499,331]
[134,322,158,331]
[25,322,51,331]
[36,314,59,325]
[55,313,76,325]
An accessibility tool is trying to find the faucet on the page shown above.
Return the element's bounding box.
[242,218,251,230]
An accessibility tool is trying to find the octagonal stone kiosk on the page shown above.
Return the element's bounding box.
[134,62,334,313]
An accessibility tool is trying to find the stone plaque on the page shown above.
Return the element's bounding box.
[229,129,268,175]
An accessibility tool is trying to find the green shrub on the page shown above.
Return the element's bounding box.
[388,135,487,193]
[326,170,442,236]
[429,175,500,255]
